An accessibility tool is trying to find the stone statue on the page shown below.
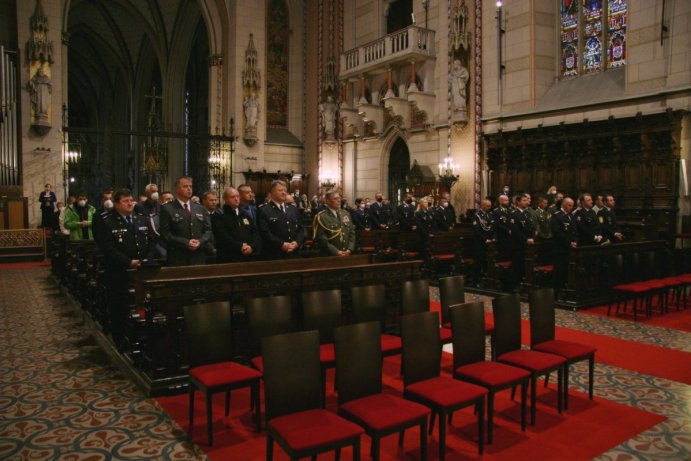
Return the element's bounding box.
[319,96,337,141]
[243,92,259,131]
[449,59,469,114]
[28,66,52,125]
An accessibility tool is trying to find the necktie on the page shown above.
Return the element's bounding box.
[126,215,134,232]
[184,202,191,218]
[280,204,285,214]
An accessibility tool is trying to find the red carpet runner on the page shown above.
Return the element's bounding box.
[519,321,691,385]
[157,354,665,460]
[579,303,691,332]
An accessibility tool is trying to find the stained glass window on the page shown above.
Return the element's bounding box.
[561,0,579,78]
[607,0,627,68]
[559,0,626,78]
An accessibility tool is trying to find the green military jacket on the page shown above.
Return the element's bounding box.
[527,206,552,239]
[313,208,356,256]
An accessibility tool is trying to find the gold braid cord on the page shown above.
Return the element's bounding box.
[313,211,343,241]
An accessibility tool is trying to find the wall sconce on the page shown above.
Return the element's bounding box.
[320,170,337,190]
[438,156,459,191]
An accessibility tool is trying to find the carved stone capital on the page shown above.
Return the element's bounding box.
[208,54,223,67]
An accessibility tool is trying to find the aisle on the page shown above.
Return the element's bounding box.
[0,267,207,460]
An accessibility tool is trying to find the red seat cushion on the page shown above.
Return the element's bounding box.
[340,394,430,431]
[497,350,566,373]
[613,284,650,293]
[439,327,452,343]
[320,343,335,366]
[190,361,262,388]
[535,265,554,272]
[269,409,363,452]
[462,258,475,265]
[403,251,420,258]
[360,246,376,252]
[381,334,402,354]
[432,253,456,260]
[533,339,596,362]
[406,376,487,408]
[455,361,530,387]
[496,261,512,268]
[250,356,264,373]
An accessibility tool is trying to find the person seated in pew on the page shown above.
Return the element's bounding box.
[313,191,356,257]
[212,187,259,263]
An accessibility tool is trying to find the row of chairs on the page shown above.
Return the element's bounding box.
[184,286,597,460]
[610,273,691,320]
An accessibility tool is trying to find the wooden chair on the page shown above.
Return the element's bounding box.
[183,301,262,446]
[350,284,401,357]
[301,288,343,405]
[439,275,494,352]
[401,279,453,345]
[492,293,566,425]
[334,321,430,461]
[262,331,363,461]
[450,302,529,444]
[246,295,294,372]
[529,288,597,409]
[401,311,487,459]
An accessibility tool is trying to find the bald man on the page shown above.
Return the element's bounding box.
[551,197,578,293]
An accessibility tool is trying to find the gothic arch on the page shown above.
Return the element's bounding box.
[380,128,411,199]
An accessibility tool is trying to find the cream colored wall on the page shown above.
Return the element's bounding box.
[18,0,66,227]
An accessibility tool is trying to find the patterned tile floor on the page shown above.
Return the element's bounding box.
[0,268,689,460]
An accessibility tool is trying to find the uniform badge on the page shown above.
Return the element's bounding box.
[598,216,604,223]
[342,214,350,224]
[242,218,250,225]
[195,213,203,219]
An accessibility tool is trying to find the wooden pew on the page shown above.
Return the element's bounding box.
[127,254,423,395]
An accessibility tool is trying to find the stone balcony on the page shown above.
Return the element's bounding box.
[339,26,435,80]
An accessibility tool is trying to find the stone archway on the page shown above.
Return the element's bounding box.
[387,137,410,204]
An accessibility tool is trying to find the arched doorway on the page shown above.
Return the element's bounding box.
[388,137,410,204]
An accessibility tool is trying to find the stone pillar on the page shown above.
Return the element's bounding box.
[18,0,66,226]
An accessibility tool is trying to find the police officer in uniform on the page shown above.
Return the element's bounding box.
[551,197,578,294]
[491,194,512,261]
[94,188,154,347]
[159,176,212,266]
[434,195,455,231]
[509,193,535,290]
[472,199,495,280]
[257,180,305,259]
[574,193,604,246]
[415,197,436,237]
[598,194,623,242]
[398,193,417,232]
[313,191,356,256]
[212,187,259,263]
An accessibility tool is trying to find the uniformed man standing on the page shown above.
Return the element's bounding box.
[527,195,553,241]
[434,195,455,231]
[313,191,356,256]
[257,180,305,259]
[94,189,153,347]
[212,187,259,263]
[398,193,417,232]
[472,199,495,279]
[509,193,535,290]
[598,194,623,242]
[159,176,212,266]
[551,197,578,294]
[574,193,604,246]
[490,194,512,261]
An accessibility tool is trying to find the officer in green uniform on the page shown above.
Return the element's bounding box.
[313,191,356,256]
